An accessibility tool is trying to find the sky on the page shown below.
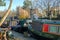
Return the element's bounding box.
[0,0,24,11]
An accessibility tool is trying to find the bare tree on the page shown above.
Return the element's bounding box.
[23,0,60,12]
[32,0,60,17]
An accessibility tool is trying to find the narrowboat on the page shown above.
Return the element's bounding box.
[28,20,60,40]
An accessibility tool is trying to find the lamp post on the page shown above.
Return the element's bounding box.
[49,11,51,20]
[30,8,33,20]
[30,0,33,20]
[54,9,57,18]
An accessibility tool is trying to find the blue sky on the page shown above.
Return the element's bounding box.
[0,0,24,11]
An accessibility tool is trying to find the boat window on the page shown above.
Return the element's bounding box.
[58,27,60,33]
[49,26,58,33]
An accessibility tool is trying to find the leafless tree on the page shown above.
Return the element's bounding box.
[33,0,60,12]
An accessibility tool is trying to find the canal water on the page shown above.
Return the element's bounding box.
[12,31,36,40]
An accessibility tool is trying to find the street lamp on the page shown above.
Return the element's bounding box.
[54,9,57,18]
[55,9,56,11]
[30,8,33,20]
[49,11,51,20]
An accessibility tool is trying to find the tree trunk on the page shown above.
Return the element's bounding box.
[0,0,13,26]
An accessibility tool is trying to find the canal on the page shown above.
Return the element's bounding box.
[12,31,36,40]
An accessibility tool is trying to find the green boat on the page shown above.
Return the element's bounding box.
[28,20,60,40]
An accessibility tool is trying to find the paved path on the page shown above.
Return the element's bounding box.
[12,31,36,40]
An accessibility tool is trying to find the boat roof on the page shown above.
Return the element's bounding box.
[33,19,60,24]
[42,20,60,24]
